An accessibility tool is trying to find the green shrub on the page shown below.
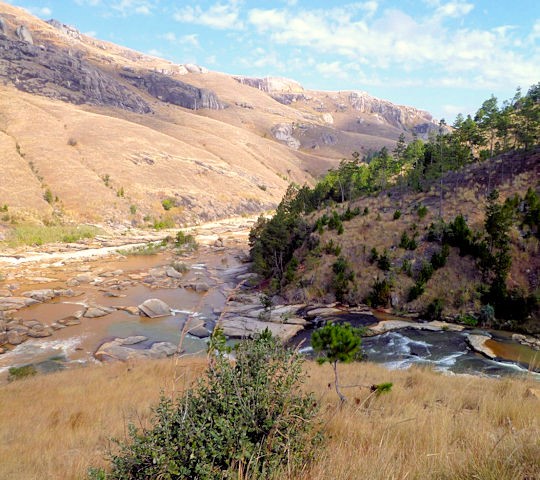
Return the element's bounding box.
[323,239,341,256]
[8,365,37,381]
[89,330,321,479]
[459,314,478,327]
[161,198,175,211]
[377,250,391,271]
[175,231,197,250]
[332,256,355,302]
[369,247,379,264]
[393,209,401,220]
[417,261,434,284]
[417,205,428,219]
[430,244,450,269]
[425,298,444,320]
[43,188,54,204]
[408,282,425,302]
[399,231,417,250]
[152,216,175,230]
[401,259,413,277]
[129,204,137,215]
[366,277,392,307]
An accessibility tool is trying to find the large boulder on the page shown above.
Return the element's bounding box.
[138,298,171,318]
[95,336,177,361]
[220,317,303,343]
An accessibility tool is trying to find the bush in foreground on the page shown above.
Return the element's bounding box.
[89,330,321,480]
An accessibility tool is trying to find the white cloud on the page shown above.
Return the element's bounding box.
[147,48,164,57]
[246,4,540,90]
[174,1,243,30]
[434,1,474,19]
[84,30,97,37]
[160,32,201,48]
[75,0,154,16]
[23,6,52,17]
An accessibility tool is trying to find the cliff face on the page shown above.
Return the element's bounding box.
[120,70,224,111]
[0,35,151,113]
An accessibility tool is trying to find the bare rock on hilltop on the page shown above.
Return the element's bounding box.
[0,36,151,113]
[15,25,33,44]
[120,70,224,110]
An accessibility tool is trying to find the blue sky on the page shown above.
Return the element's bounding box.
[6,0,540,122]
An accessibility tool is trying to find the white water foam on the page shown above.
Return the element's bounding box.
[385,332,432,356]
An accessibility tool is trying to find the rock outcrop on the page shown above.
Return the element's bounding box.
[234,75,304,93]
[120,70,224,110]
[271,123,300,150]
[0,36,151,113]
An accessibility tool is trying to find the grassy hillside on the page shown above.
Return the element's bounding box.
[281,149,540,332]
[0,357,538,479]
[0,1,437,230]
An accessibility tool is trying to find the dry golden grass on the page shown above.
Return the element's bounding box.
[0,358,538,480]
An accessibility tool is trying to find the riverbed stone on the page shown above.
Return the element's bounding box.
[28,326,53,338]
[84,305,116,318]
[0,296,39,311]
[220,317,303,342]
[0,332,7,344]
[305,306,343,317]
[7,330,25,345]
[22,289,55,302]
[138,298,171,318]
[95,336,177,361]
[466,334,497,359]
[166,267,183,279]
[116,306,140,315]
[58,315,81,326]
[183,318,211,338]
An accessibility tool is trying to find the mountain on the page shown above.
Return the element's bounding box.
[0,2,438,228]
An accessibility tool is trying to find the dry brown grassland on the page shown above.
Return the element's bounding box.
[0,358,538,480]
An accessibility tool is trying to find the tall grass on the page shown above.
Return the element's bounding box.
[0,360,538,480]
[3,224,102,247]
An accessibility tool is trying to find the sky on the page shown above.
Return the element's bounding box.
[5,0,540,122]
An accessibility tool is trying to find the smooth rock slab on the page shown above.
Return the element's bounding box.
[466,334,497,359]
[84,306,116,318]
[138,298,171,318]
[220,317,303,342]
[95,336,177,361]
[368,320,464,335]
[0,296,39,311]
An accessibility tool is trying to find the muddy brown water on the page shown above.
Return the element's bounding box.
[0,244,249,379]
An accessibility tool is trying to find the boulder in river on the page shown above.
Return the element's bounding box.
[84,305,116,318]
[220,317,303,342]
[138,298,171,318]
[183,318,211,338]
[95,336,177,361]
[466,334,497,359]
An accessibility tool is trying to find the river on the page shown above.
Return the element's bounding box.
[0,219,539,381]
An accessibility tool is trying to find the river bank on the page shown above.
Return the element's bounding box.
[1,215,539,381]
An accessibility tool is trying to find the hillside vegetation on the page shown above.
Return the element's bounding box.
[249,85,540,333]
